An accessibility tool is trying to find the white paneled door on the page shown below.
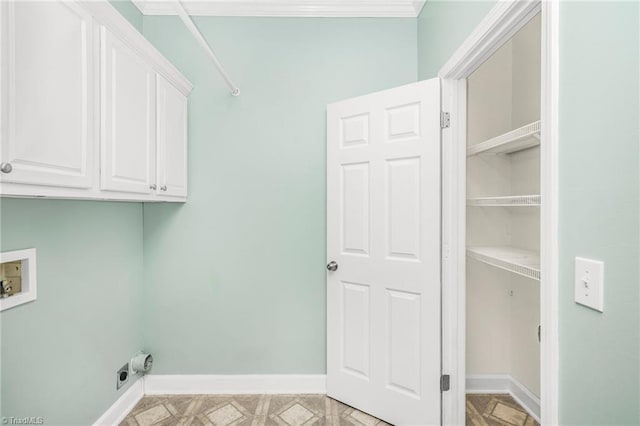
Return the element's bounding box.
[327,79,441,426]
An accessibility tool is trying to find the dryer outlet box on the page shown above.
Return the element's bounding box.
[116,363,129,390]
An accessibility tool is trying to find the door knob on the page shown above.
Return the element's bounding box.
[0,162,12,173]
[150,184,157,190]
[160,185,167,191]
[326,261,338,272]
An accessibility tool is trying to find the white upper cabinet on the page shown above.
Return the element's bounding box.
[0,1,94,189]
[156,75,188,198]
[100,27,156,194]
[0,1,193,202]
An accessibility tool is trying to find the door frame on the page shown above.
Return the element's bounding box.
[438,1,559,425]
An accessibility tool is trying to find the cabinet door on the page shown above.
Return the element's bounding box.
[156,75,187,198]
[0,1,94,188]
[100,26,155,194]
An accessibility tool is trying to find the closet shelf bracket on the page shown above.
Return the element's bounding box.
[467,120,540,156]
[467,195,541,207]
[467,246,540,280]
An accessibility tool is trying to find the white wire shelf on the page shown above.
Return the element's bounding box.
[467,246,540,280]
[467,120,541,156]
[467,195,541,207]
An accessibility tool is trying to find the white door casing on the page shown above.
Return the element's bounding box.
[100,25,156,194]
[326,79,441,426]
[156,74,188,198]
[0,1,94,188]
[437,2,558,424]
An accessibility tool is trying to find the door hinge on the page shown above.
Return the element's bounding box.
[440,374,450,392]
[440,111,450,129]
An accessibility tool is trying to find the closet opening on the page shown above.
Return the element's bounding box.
[465,13,542,423]
[438,1,559,424]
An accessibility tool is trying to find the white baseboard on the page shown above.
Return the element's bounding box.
[466,374,540,422]
[93,377,144,426]
[466,374,512,394]
[143,374,327,395]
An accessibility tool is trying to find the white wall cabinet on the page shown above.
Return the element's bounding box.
[100,27,156,195]
[0,1,192,202]
[156,75,188,198]
[0,1,94,189]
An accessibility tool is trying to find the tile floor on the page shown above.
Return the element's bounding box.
[120,394,390,426]
[466,394,539,426]
[121,393,537,426]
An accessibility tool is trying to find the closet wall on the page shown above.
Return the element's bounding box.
[466,14,541,397]
[509,16,541,394]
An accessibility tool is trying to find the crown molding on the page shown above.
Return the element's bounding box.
[131,0,425,18]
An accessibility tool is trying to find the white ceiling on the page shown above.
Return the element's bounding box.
[132,0,427,18]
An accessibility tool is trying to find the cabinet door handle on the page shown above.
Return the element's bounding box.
[150,184,157,190]
[160,186,167,191]
[0,162,13,174]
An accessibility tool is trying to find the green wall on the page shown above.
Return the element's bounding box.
[0,3,145,423]
[108,0,143,32]
[0,6,416,423]
[417,1,640,424]
[0,199,144,425]
[1,1,638,424]
[417,1,495,79]
[141,16,417,374]
[558,2,639,424]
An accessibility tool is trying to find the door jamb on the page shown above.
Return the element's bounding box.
[437,1,559,425]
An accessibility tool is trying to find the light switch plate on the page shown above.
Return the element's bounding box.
[574,257,604,312]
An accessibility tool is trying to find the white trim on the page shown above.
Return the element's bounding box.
[539,0,560,424]
[0,248,36,311]
[143,374,327,395]
[438,1,559,426]
[93,378,144,426]
[438,1,541,80]
[466,374,540,423]
[93,375,325,424]
[440,78,467,426]
[131,0,425,18]
[79,1,193,96]
[0,183,185,203]
[466,374,512,394]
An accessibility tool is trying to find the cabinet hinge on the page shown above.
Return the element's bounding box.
[440,111,450,129]
[440,374,450,392]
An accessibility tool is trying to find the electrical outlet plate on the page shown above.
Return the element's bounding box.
[116,363,129,390]
[574,257,604,312]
